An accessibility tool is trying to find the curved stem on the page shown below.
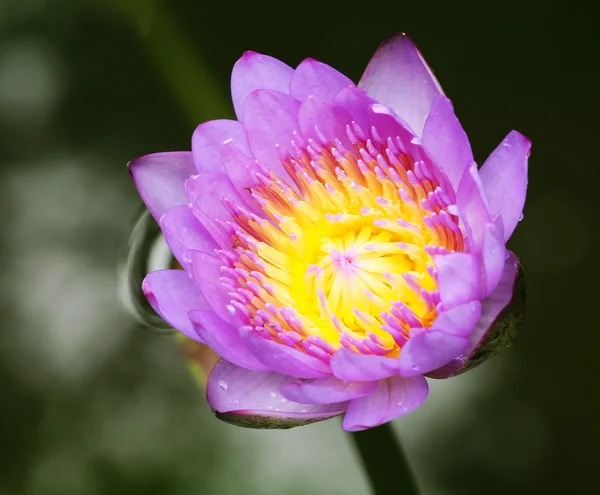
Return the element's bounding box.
[349,423,420,495]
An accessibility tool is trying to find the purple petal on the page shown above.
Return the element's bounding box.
[207,359,347,429]
[456,162,492,252]
[358,33,444,137]
[427,252,521,378]
[191,120,250,174]
[330,348,401,381]
[398,330,470,377]
[129,152,195,222]
[220,142,264,210]
[187,250,233,322]
[160,206,217,268]
[280,376,377,404]
[299,96,354,150]
[333,86,376,132]
[188,310,269,371]
[290,58,354,102]
[141,269,208,340]
[435,252,482,308]
[243,89,301,179]
[184,173,244,248]
[244,331,332,379]
[342,374,429,431]
[481,218,506,297]
[479,130,530,240]
[231,52,294,121]
[432,301,482,337]
[421,95,473,191]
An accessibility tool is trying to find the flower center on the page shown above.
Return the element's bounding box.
[223,123,463,359]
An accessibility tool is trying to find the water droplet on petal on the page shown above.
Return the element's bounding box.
[397,401,404,406]
[269,392,277,398]
[281,398,288,403]
[232,399,240,405]
[518,213,524,221]
[218,380,228,391]
[274,408,281,412]
[267,406,273,410]
[411,365,421,372]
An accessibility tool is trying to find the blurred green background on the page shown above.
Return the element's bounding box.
[1,0,598,494]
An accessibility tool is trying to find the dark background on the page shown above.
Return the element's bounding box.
[1,0,598,494]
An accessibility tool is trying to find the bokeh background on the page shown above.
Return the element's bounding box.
[1,0,598,494]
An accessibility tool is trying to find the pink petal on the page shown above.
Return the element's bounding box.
[422,95,473,191]
[231,51,294,121]
[333,85,376,132]
[481,218,506,297]
[398,330,470,377]
[159,206,217,268]
[479,130,530,240]
[187,250,232,322]
[358,33,444,137]
[243,89,301,179]
[427,251,520,379]
[141,269,208,340]
[298,96,354,150]
[431,301,482,337]
[129,152,195,222]
[290,58,354,102]
[188,310,269,371]
[207,359,347,428]
[330,348,401,381]
[244,330,332,378]
[456,162,492,252]
[435,252,482,308]
[342,375,429,431]
[280,376,377,404]
[184,173,244,248]
[191,119,250,174]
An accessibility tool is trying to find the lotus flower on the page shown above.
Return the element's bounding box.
[130,34,529,431]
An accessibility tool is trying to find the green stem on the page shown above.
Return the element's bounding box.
[349,423,420,495]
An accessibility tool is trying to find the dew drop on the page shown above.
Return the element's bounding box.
[218,380,228,391]
[301,408,308,413]
[232,399,240,405]
[274,408,281,412]
[281,398,288,404]
[411,365,421,372]
[518,213,524,221]
[267,406,274,411]
[397,401,404,406]
[269,392,277,398]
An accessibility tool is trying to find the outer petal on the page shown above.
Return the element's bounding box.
[188,310,269,371]
[244,330,332,378]
[290,58,354,102]
[191,120,250,174]
[422,95,473,191]
[358,33,443,137]
[207,359,347,429]
[333,86,375,132]
[398,330,470,377]
[141,269,208,340]
[243,89,301,179]
[435,252,482,308]
[129,152,195,222]
[330,348,401,382]
[479,130,530,240]
[456,162,492,252]
[231,52,294,121]
[481,218,506,297]
[431,301,482,337]
[427,252,524,378]
[280,376,377,405]
[342,375,429,432]
[159,206,217,268]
